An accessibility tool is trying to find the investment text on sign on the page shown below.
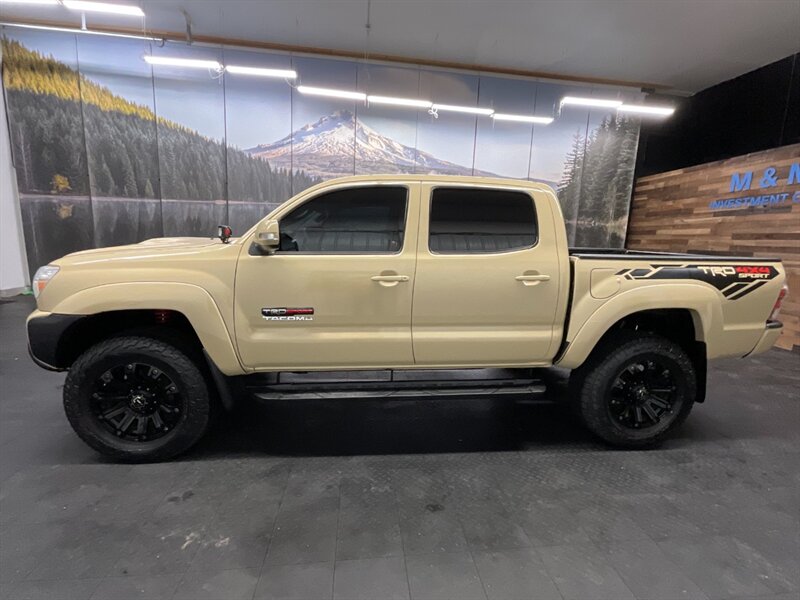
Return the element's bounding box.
[709,162,800,211]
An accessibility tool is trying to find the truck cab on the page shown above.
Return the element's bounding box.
[235,177,569,370]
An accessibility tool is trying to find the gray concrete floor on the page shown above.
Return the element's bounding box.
[1,295,798,600]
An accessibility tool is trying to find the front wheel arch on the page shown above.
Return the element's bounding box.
[43,282,245,375]
[52,309,203,369]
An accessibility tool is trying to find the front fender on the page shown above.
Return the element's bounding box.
[46,282,245,375]
[557,284,721,369]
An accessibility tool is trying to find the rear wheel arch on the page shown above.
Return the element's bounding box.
[600,308,704,349]
[566,308,708,403]
[557,284,718,367]
[556,282,725,369]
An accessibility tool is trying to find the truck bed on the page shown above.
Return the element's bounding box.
[569,248,781,262]
[559,248,785,368]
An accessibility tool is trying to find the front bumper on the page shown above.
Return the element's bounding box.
[745,320,783,357]
[27,310,83,371]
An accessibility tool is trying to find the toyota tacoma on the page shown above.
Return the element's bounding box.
[26,176,788,461]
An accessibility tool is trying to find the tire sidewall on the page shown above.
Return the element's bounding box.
[576,335,696,447]
[64,337,210,462]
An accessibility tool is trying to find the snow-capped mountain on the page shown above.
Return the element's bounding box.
[245,110,494,179]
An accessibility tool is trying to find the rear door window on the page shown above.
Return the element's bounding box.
[428,188,538,253]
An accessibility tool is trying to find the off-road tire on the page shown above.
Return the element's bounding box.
[63,336,211,462]
[569,332,696,448]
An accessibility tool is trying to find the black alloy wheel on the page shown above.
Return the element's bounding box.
[607,358,677,430]
[569,332,697,447]
[64,336,212,462]
[90,362,183,442]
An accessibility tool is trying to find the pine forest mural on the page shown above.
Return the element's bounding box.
[1,29,643,275]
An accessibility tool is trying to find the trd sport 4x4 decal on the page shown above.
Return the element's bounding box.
[261,307,314,321]
[615,265,779,300]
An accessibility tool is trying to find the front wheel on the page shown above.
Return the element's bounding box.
[64,336,211,462]
[570,333,696,448]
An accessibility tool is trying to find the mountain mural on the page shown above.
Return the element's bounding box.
[1,37,314,204]
[3,29,641,276]
[246,110,496,179]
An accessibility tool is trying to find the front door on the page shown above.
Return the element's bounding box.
[411,184,564,366]
[234,183,420,370]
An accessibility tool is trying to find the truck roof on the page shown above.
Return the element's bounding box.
[305,174,558,194]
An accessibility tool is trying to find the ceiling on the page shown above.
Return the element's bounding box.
[1,0,799,94]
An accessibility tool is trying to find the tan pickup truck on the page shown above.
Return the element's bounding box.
[27,175,788,461]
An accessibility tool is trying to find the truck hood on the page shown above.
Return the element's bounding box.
[53,237,233,266]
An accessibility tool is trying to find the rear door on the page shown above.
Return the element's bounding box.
[411,184,563,366]
[234,182,420,370]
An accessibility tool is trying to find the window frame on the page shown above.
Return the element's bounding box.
[274,184,411,256]
[426,185,540,255]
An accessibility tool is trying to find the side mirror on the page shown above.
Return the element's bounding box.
[254,219,280,253]
[217,224,233,244]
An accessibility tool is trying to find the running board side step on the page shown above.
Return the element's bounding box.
[246,377,547,401]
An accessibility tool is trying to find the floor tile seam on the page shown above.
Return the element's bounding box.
[386,478,413,600]
[530,541,639,600]
[331,472,344,600]
[252,465,293,600]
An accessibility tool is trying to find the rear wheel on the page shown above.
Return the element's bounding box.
[63,336,211,462]
[570,333,696,447]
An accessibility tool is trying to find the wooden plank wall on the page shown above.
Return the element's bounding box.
[627,143,800,351]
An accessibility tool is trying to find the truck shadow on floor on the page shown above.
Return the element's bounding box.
[191,373,607,457]
[195,399,596,457]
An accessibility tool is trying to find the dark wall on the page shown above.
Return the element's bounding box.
[636,53,799,177]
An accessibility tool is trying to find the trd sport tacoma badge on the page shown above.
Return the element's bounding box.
[615,264,779,299]
[261,307,315,321]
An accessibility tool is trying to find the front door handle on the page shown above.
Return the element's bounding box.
[371,275,409,282]
[515,274,550,285]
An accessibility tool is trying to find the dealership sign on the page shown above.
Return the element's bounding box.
[709,162,800,211]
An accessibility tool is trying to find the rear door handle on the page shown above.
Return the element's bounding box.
[515,274,550,282]
[371,275,409,282]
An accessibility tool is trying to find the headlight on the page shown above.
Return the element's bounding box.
[32,265,60,299]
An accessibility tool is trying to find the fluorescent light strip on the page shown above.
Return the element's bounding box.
[297,86,366,101]
[1,21,162,41]
[225,65,297,79]
[63,1,145,16]
[144,55,222,70]
[560,96,623,109]
[367,95,432,108]
[0,0,59,5]
[431,103,494,116]
[492,113,553,124]
[617,104,675,116]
